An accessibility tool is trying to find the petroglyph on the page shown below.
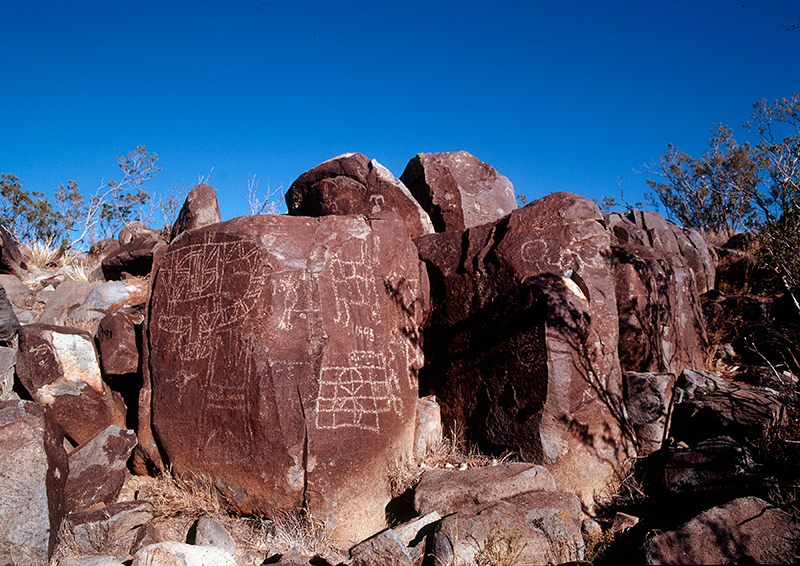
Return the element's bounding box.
[157,233,270,362]
[315,237,409,433]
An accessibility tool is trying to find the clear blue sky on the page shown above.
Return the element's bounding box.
[3,1,799,223]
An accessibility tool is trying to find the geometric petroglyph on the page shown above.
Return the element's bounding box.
[314,236,406,433]
[156,232,269,363]
[315,350,402,433]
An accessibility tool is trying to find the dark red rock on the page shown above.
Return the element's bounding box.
[97,311,142,376]
[0,399,68,564]
[0,224,27,277]
[64,424,138,513]
[623,372,676,456]
[400,151,517,232]
[416,192,632,510]
[16,324,127,444]
[170,183,222,242]
[102,233,167,280]
[285,152,435,239]
[144,214,428,546]
[87,238,121,267]
[612,244,708,374]
[645,496,800,565]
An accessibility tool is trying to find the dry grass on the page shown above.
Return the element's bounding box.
[474,522,526,566]
[138,470,226,519]
[20,239,62,268]
[389,424,517,498]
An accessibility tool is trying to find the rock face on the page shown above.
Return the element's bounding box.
[606,210,715,295]
[170,183,222,241]
[102,232,167,280]
[645,496,800,565]
[285,153,435,239]
[145,214,428,546]
[0,224,27,277]
[612,245,708,374]
[65,424,138,514]
[432,490,584,566]
[623,372,676,455]
[416,192,632,509]
[0,399,68,565]
[16,324,128,444]
[400,151,517,232]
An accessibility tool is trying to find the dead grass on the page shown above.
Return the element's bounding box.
[138,470,226,519]
[474,522,526,566]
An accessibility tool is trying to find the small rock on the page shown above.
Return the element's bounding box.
[131,541,237,566]
[194,515,236,554]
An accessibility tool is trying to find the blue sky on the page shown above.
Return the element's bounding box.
[3,1,799,224]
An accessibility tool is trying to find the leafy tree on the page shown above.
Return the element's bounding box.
[0,173,61,243]
[646,124,760,238]
[0,145,160,250]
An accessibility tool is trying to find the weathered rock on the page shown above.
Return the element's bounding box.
[413,396,443,460]
[400,151,517,232]
[613,210,715,295]
[285,152,435,239]
[37,280,102,327]
[623,372,675,455]
[118,221,160,246]
[145,214,428,546]
[0,346,15,401]
[0,273,36,310]
[65,279,149,334]
[65,425,138,513]
[58,556,126,566]
[645,496,800,565]
[413,463,556,517]
[612,245,708,374]
[130,541,237,566]
[97,311,143,377]
[432,490,584,566]
[0,285,19,348]
[654,436,761,496]
[102,233,167,280]
[87,238,122,267]
[0,224,27,277]
[670,374,784,446]
[67,501,153,557]
[16,324,127,444]
[416,192,632,509]
[170,183,222,241]
[193,516,236,555]
[0,399,68,564]
[350,529,424,566]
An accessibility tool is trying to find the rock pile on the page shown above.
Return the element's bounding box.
[0,151,797,565]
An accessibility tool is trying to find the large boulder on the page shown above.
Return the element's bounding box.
[0,399,68,565]
[400,151,517,232]
[102,232,167,281]
[645,496,800,565]
[431,490,584,566]
[612,245,708,374]
[144,214,428,546]
[285,153,435,239]
[606,210,715,295]
[15,324,128,444]
[0,224,28,277]
[415,192,633,510]
[170,183,222,241]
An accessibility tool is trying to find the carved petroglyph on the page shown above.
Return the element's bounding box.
[314,237,410,433]
[157,233,270,362]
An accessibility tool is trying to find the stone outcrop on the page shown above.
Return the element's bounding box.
[285,153,435,239]
[0,224,27,277]
[413,463,556,517]
[416,192,632,509]
[606,210,715,295]
[0,399,68,565]
[16,324,127,444]
[612,244,708,374]
[645,496,800,565]
[145,214,428,546]
[400,151,517,232]
[102,232,167,280]
[64,424,138,513]
[432,490,585,565]
[170,183,222,241]
[623,371,676,455]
